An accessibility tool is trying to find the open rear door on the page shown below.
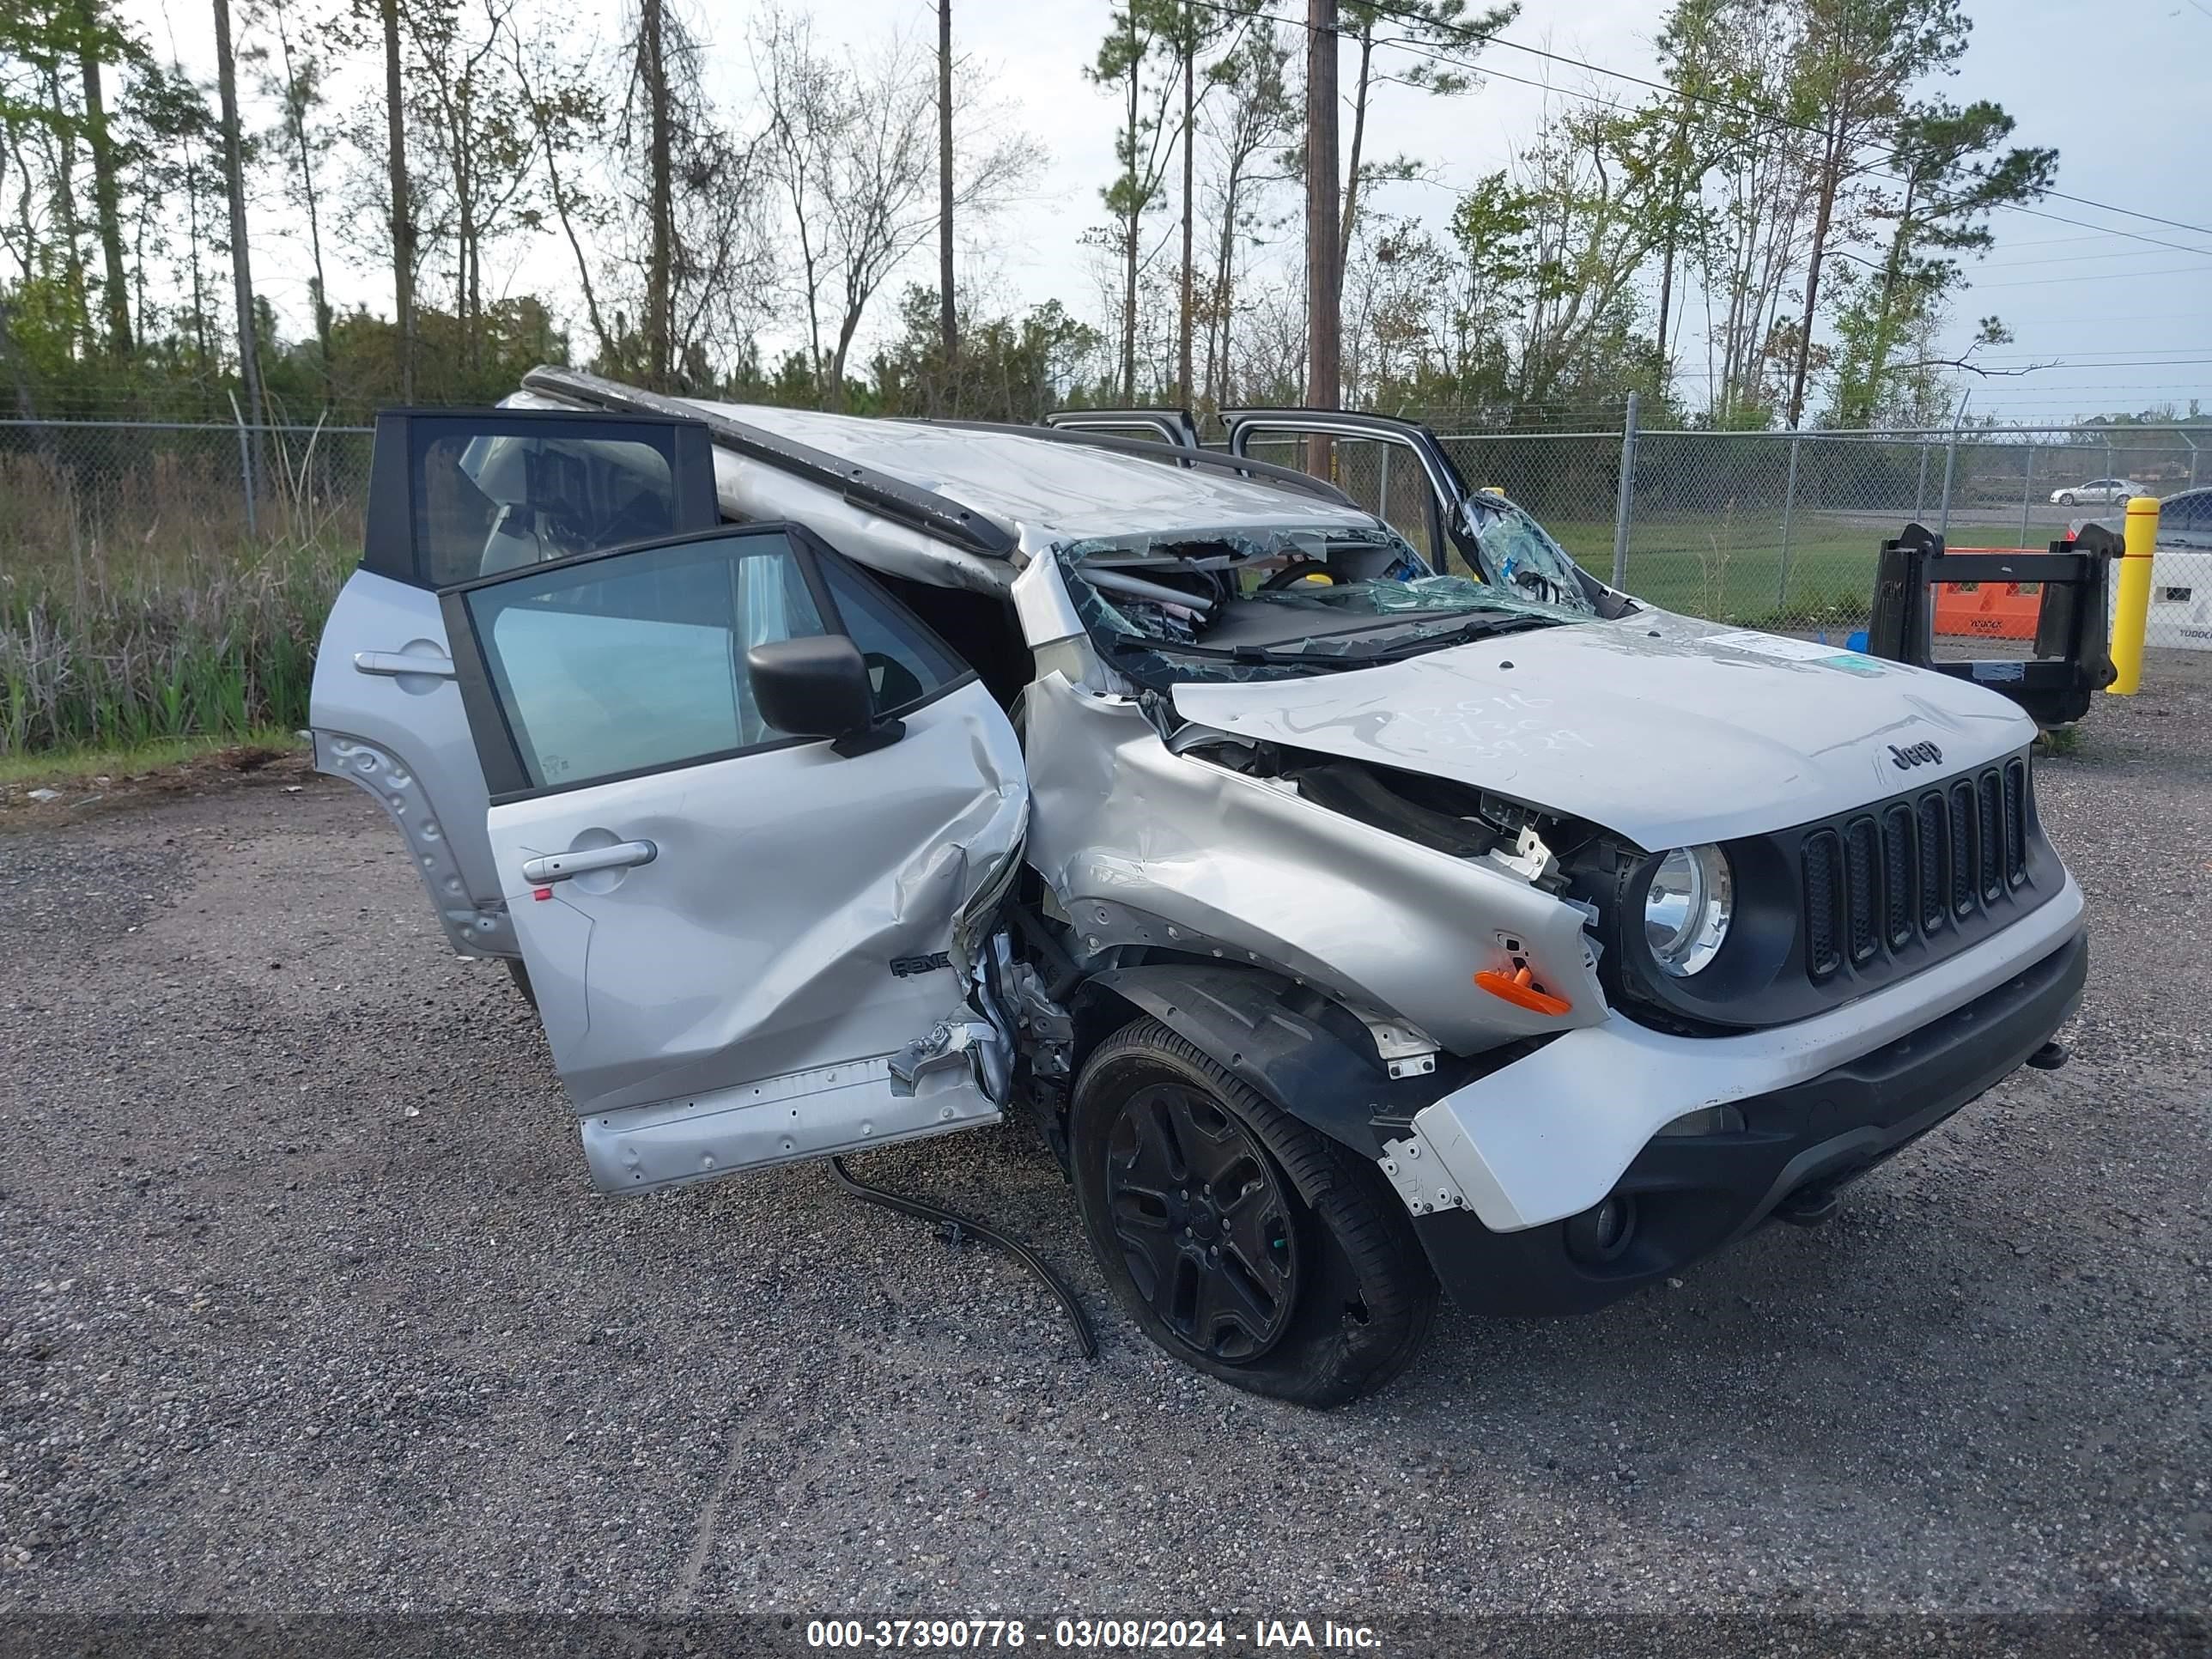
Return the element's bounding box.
[310,408,721,957]
[441,520,1028,1191]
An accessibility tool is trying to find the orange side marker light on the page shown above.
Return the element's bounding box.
[1474,964,1571,1017]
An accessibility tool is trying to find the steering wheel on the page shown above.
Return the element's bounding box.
[1259,559,1334,592]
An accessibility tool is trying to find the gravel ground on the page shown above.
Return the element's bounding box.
[0,665,2206,1632]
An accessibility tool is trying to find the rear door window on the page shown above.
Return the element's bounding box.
[417,429,683,584]
[359,410,720,589]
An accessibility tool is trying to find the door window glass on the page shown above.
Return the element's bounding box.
[816,560,964,714]
[416,428,682,585]
[463,531,827,790]
[1241,429,1437,559]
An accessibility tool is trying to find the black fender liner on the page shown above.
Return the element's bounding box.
[1071,964,1456,1158]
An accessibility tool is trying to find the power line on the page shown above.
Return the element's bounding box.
[1188,0,2212,267]
[1973,246,2212,270]
[1992,204,2212,260]
[1969,264,2212,289]
[1342,0,2212,252]
[1977,347,2212,361]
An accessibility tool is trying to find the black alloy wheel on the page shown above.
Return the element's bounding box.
[1069,1016,1436,1406]
[1102,1080,1301,1362]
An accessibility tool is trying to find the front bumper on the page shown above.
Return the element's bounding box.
[1412,926,2086,1316]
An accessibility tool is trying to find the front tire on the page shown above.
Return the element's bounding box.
[1069,1018,1435,1407]
[2057,493,2075,507]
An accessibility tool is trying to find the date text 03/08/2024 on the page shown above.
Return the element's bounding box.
[804,1619,1382,1650]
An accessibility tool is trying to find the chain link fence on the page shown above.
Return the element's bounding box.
[1444,421,2209,657]
[2,412,2203,756]
[0,417,375,564]
[0,419,373,755]
[1256,419,2209,664]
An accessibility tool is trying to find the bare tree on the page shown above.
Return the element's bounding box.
[507,18,614,364]
[600,2,773,384]
[1085,2,1176,402]
[1305,0,1339,447]
[1199,20,1293,406]
[73,0,134,354]
[937,0,955,365]
[757,14,1031,409]
[637,0,672,384]
[404,0,538,371]
[210,0,264,449]
[1336,0,1516,286]
[246,0,335,382]
[377,0,415,398]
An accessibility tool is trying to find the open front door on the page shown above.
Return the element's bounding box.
[1221,408,1624,615]
[442,521,1027,1193]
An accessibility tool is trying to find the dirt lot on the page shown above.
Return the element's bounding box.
[1,664,2207,1637]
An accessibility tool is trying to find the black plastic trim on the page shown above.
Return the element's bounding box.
[1042,407,1201,452]
[1576,746,2061,1036]
[1072,964,1471,1158]
[1413,926,2087,1318]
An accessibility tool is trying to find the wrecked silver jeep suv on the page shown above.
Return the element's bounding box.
[310,370,2086,1405]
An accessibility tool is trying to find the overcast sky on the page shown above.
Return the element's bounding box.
[131,0,2212,425]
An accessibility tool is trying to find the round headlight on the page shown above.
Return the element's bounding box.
[1643,844,1734,977]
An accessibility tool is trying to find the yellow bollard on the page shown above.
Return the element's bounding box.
[2107,495,2160,695]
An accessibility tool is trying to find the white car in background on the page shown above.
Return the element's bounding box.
[2050,477,2143,507]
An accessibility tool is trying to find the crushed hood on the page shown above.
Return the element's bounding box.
[1170,609,2039,848]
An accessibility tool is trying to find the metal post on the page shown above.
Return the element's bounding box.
[2185,433,2200,489]
[228,391,258,538]
[1915,442,1929,521]
[2109,495,2159,695]
[1938,425,1960,538]
[1609,390,1639,589]
[2020,441,2035,546]
[1376,442,1392,536]
[1775,430,1802,610]
[2106,439,2114,488]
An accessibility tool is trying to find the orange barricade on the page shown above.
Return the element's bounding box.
[1932,549,2044,640]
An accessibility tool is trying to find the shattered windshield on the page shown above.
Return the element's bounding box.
[1457,494,1592,612]
[1059,521,1589,687]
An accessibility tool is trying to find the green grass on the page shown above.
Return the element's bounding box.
[0,726,305,790]
[1,447,356,757]
[1540,514,2036,633]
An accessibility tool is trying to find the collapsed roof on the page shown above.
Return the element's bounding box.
[505,365,1389,596]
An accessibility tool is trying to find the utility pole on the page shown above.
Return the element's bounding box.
[938,0,957,380]
[1177,0,1195,410]
[211,0,263,501]
[641,0,673,387]
[380,0,415,401]
[1304,0,1340,474]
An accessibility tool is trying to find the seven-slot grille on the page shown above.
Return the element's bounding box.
[1802,757,2033,981]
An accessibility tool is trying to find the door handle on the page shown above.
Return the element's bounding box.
[355,650,456,679]
[521,841,658,884]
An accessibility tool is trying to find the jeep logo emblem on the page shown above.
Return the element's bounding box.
[1888,740,1942,770]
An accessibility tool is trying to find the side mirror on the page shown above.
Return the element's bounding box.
[746,635,904,757]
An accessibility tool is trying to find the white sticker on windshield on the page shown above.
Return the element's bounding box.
[1702,629,1887,675]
